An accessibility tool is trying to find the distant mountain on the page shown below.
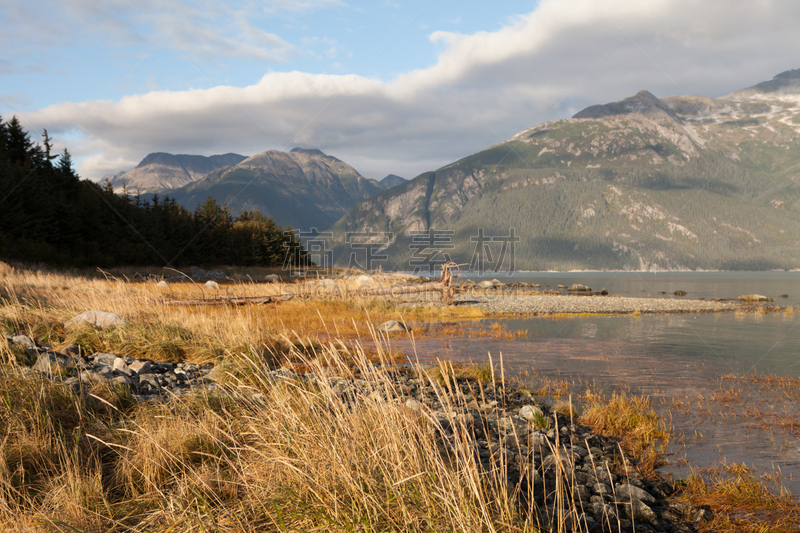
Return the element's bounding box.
[327,69,800,271]
[380,174,407,189]
[159,147,384,230]
[104,152,246,192]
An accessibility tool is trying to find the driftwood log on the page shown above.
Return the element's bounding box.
[361,262,456,305]
[162,294,295,306]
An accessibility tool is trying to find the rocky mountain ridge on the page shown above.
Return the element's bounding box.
[104,152,246,191]
[157,147,385,230]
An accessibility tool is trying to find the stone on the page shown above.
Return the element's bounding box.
[376,320,410,333]
[542,454,572,478]
[615,483,655,504]
[187,266,207,279]
[206,270,226,280]
[627,499,658,524]
[113,357,133,375]
[65,310,127,329]
[113,375,134,387]
[11,335,36,350]
[674,290,687,296]
[519,404,544,423]
[264,274,280,283]
[93,353,119,365]
[138,373,162,391]
[32,351,75,375]
[93,364,114,380]
[357,275,375,287]
[204,280,220,290]
[568,284,591,292]
[157,280,170,288]
[738,294,774,302]
[693,508,713,522]
[405,399,424,411]
[129,360,152,374]
[79,370,108,384]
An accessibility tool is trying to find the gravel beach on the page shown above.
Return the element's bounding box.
[454,293,739,314]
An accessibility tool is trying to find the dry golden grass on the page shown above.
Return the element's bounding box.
[0,262,520,370]
[580,392,671,476]
[678,462,800,533]
[0,334,576,532]
[0,263,588,532]
[4,262,800,532]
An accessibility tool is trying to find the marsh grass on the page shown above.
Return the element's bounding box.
[580,392,671,476]
[679,462,800,533]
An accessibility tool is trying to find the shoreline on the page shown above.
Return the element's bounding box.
[444,294,793,316]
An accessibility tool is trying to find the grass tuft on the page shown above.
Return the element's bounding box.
[580,391,671,475]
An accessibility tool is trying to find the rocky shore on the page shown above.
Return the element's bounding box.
[4,330,710,532]
[291,366,709,533]
[5,333,216,400]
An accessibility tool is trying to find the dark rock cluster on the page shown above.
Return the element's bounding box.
[5,333,215,399]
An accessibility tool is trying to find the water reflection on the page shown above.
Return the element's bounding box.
[390,312,800,490]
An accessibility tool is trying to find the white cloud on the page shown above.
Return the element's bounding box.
[20,0,800,181]
[0,0,301,62]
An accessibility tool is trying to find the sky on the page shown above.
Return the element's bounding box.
[2,0,799,182]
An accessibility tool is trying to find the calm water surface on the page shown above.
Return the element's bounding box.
[390,272,800,488]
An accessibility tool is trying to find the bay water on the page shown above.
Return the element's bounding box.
[390,271,800,488]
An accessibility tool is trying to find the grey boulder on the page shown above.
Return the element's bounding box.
[33,351,75,375]
[615,483,655,504]
[376,320,410,333]
[11,335,36,350]
[519,404,544,423]
[65,310,127,329]
[739,294,774,302]
[568,284,591,292]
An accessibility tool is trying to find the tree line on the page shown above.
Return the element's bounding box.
[0,115,308,268]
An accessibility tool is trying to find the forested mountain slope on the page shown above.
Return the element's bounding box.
[162,147,385,230]
[328,69,800,271]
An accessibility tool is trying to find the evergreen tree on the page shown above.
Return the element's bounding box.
[6,116,34,166]
[0,117,309,268]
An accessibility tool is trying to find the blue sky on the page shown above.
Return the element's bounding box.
[3,1,536,110]
[2,0,799,181]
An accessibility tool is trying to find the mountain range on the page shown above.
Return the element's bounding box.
[326,68,800,271]
[109,148,379,230]
[106,68,800,271]
[105,152,247,191]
